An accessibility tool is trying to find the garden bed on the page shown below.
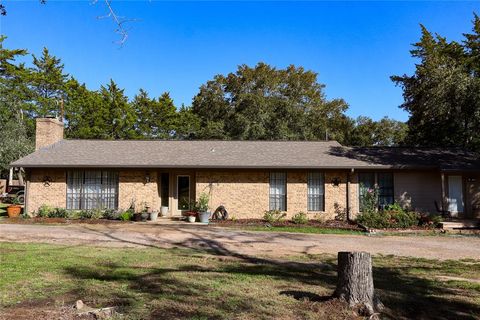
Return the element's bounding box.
[0,217,127,225]
[213,218,364,231]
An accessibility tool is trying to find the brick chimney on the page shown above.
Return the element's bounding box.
[35,117,64,150]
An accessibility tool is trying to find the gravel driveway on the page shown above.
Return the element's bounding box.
[1,223,479,260]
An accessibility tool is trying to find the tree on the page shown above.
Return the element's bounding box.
[29,47,68,118]
[64,78,106,139]
[333,251,383,317]
[173,105,201,139]
[192,63,351,141]
[346,116,407,146]
[0,119,34,178]
[99,80,137,139]
[132,90,177,139]
[0,36,34,134]
[392,15,480,151]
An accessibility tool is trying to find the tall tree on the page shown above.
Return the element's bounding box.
[64,78,106,139]
[132,90,177,138]
[392,15,480,151]
[192,63,350,141]
[29,47,68,118]
[0,36,34,132]
[99,80,137,139]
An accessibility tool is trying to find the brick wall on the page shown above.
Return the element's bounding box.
[196,169,354,220]
[27,169,66,214]
[118,170,159,212]
[196,170,269,219]
[27,169,160,214]
[35,118,64,150]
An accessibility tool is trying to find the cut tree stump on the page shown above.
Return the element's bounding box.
[333,251,383,316]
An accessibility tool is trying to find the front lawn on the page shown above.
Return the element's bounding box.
[0,243,479,319]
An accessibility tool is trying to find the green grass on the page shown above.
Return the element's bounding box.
[0,243,479,319]
[233,225,365,235]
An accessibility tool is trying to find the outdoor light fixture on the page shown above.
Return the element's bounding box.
[42,176,51,187]
[145,171,151,184]
[331,177,341,187]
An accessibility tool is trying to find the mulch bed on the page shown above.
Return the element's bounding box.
[0,217,127,224]
[212,218,365,231]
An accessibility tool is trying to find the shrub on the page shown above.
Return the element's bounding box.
[357,203,420,229]
[37,205,54,218]
[292,212,308,224]
[49,208,69,218]
[103,209,120,220]
[263,210,286,223]
[419,213,442,228]
[360,185,379,214]
[119,210,134,221]
[76,209,104,219]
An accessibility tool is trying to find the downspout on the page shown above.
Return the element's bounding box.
[346,169,351,221]
[441,171,446,213]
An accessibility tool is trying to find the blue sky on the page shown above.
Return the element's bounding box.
[1,1,479,121]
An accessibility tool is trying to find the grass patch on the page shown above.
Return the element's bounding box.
[0,242,479,319]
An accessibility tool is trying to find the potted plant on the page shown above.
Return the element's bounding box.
[160,206,168,217]
[6,197,22,218]
[196,193,211,224]
[150,210,159,221]
[185,211,197,223]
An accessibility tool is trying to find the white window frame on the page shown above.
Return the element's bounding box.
[269,172,286,211]
[307,172,325,211]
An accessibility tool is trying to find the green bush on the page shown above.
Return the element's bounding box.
[74,209,104,219]
[357,203,420,229]
[103,209,119,220]
[263,210,286,223]
[49,208,69,218]
[37,204,54,218]
[420,213,442,228]
[119,210,133,221]
[292,212,308,224]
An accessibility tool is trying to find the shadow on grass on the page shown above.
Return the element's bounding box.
[61,226,480,319]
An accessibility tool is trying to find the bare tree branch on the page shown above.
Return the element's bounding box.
[94,0,138,45]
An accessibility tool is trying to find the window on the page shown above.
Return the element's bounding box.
[358,172,394,211]
[269,172,286,211]
[66,170,118,210]
[378,173,394,208]
[358,173,375,212]
[177,176,190,210]
[160,173,169,207]
[308,172,324,211]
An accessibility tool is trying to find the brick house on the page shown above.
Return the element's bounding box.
[11,117,480,220]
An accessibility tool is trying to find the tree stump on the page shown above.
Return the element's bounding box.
[333,251,383,316]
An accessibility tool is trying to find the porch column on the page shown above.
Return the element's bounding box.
[441,171,446,212]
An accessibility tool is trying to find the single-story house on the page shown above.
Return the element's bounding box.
[10,117,480,220]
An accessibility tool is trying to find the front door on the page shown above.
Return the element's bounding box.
[172,174,192,216]
[448,175,464,216]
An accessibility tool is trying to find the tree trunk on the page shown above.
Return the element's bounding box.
[333,251,383,316]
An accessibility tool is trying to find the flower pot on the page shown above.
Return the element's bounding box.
[198,211,210,224]
[7,205,21,218]
[160,206,168,217]
[150,211,159,221]
[141,212,149,222]
[133,213,142,222]
[187,215,196,223]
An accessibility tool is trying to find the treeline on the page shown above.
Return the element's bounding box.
[4,12,480,177]
[0,35,406,145]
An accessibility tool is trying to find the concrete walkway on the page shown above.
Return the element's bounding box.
[1,223,479,260]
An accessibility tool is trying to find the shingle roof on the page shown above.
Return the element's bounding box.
[10,140,480,171]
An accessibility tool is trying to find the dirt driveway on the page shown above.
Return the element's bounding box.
[1,223,479,260]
